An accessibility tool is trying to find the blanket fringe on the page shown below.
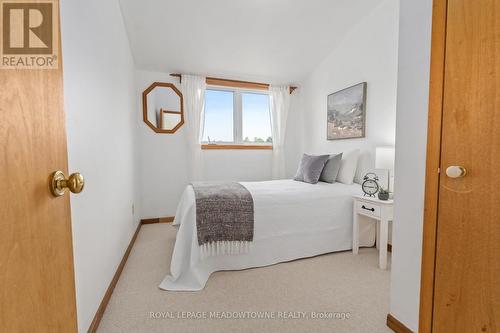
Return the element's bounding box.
[200,241,251,259]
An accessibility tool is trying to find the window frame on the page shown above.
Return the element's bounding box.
[201,85,273,150]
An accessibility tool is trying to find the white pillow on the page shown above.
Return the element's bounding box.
[336,149,360,184]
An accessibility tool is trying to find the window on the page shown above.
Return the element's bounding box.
[242,92,272,144]
[202,90,234,142]
[202,88,272,148]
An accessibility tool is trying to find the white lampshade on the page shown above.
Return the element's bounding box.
[376,146,395,192]
[376,146,395,171]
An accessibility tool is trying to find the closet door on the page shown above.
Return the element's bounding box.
[432,0,500,331]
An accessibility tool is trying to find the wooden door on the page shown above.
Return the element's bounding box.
[432,0,500,331]
[0,1,78,332]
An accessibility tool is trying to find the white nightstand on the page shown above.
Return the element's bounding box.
[352,195,394,269]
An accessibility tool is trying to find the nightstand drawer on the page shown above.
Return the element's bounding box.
[356,201,381,218]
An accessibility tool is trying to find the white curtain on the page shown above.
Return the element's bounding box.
[181,75,206,181]
[269,86,291,179]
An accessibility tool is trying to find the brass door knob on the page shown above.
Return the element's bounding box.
[50,171,85,197]
[445,166,467,178]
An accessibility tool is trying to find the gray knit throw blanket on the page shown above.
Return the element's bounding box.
[191,182,254,257]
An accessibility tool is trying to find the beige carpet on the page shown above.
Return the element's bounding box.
[98,224,392,333]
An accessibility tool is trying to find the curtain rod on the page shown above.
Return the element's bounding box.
[170,74,297,94]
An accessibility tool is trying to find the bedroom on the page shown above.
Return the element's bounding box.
[1,0,498,333]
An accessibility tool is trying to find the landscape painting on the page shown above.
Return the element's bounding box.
[327,82,367,140]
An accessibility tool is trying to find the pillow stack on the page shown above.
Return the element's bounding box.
[294,150,359,185]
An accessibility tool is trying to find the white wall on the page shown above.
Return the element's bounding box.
[389,0,434,331]
[299,0,399,167]
[135,70,304,219]
[60,1,137,332]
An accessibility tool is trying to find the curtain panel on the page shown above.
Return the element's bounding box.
[269,86,291,179]
[181,75,206,181]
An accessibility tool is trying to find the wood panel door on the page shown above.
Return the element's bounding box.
[432,0,500,331]
[0,1,78,332]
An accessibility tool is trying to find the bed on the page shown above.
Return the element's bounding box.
[159,179,375,291]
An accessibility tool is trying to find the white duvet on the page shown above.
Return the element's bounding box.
[159,179,375,291]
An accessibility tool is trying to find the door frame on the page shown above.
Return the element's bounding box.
[419,0,447,332]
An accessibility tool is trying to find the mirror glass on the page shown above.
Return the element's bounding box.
[143,83,183,133]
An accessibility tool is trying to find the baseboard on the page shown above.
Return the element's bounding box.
[387,314,414,333]
[87,222,142,333]
[140,216,174,224]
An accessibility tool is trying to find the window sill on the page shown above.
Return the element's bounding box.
[201,144,273,150]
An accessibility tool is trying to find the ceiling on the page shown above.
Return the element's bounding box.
[119,0,381,84]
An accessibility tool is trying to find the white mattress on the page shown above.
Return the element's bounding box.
[159,179,375,291]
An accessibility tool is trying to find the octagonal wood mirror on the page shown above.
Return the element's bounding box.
[142,82,184,133]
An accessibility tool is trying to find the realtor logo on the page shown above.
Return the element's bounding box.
[1,0,58,69]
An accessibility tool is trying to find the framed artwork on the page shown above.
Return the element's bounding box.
[327,82,367,140]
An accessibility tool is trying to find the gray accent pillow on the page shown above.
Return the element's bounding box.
[319,153,343,183]
[294,154,330,184]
